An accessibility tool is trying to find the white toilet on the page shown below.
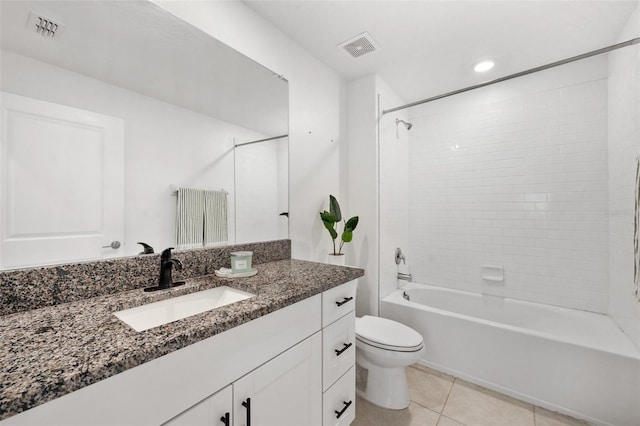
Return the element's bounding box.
[355,315,425,409]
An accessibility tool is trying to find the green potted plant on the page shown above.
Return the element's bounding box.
[319,195,358,265]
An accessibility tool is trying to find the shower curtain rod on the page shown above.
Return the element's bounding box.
[235,134,288,148]
[382,37,640,115]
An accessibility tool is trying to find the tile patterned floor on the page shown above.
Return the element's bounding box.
[352,364,590,426]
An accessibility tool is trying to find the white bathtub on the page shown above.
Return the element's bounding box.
[382,282,640,426]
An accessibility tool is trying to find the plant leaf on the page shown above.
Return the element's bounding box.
[320,211,337,223]
[342,229,353,243]
[345,216,359,231]
[320,211,338,240]
[329,195,342,222]
[328,227,338,240]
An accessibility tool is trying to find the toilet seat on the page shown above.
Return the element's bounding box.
[356,316,424,352]
[355,316,424,409]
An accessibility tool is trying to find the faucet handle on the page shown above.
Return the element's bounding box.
[137,242,154,255]
[395,248,406,265]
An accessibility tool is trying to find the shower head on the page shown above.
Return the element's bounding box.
[396,118,413,130]
[395,118,413,139]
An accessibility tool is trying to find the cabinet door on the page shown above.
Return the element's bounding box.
[234,332,322,426]
[164,385,232,426]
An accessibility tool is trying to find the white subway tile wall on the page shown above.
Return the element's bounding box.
[408,78,609,312]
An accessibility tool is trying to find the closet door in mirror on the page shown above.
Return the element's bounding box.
[1,92,124,269]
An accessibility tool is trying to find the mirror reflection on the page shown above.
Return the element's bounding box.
[0,0,288,270]
[235,135,289,244]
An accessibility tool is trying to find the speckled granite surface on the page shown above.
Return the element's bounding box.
[0,240,290,316]
[0,259,364,420]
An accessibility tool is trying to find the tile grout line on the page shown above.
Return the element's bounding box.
[438,377,458,425]
[406,366,457,424]
[410,368,579,426]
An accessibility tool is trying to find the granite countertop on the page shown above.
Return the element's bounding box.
[0,259,364,420]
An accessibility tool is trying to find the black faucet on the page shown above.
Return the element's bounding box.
[144,248,186,292]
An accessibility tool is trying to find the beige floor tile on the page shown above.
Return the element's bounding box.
[353,395,440,426]
[534,407,589,426]
[442,380,534,426]
[406,365,455,412]
[412,364,456,381]
[438,416,465,426]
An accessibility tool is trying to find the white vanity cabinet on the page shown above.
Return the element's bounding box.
[2,280,358,426]
[322,368,356,426]
[164,386,232,426]
[233,332,322,426]
[166,332,322,426]
[322,312,356,389]
[163,280,356,426]
[320,280,357,426]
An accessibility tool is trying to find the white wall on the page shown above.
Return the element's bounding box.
[155,1,347,263]
[608,1,640,348]
[235,138,288,243]
[346,74,410,316]
[407,57,610,313]
[277,138,289,240]
[0,50,264,256]
[377,78,410,304]
[347,76,378,316]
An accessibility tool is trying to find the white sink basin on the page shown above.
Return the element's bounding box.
[114,286,255,332]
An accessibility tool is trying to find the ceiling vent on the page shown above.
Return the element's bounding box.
[27,11,65,38]
[338,32,380,58]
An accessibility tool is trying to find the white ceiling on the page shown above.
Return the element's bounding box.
[245,0,638,104]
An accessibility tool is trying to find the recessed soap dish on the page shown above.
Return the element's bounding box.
[481,265,504,282]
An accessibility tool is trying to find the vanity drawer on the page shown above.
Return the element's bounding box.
[322,366,356,426]
[322,310,355,390]
[322,280,357,327]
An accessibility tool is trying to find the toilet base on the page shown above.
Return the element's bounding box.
[356,353,411,410]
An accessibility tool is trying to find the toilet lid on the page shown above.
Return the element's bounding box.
[356,316,424,352]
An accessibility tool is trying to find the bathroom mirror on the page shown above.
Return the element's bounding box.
[0,0,288,269]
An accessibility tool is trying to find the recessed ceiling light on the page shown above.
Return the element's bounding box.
[474,60,494,72]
